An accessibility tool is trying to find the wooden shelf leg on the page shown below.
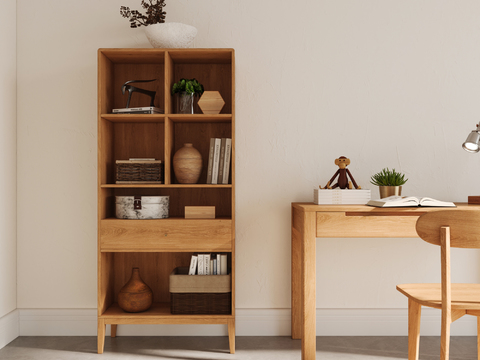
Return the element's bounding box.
[408,298,421,360]
[97,318,106,354]
[228,319,235,354]
[111,324,117,338]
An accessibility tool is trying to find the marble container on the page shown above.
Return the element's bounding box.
[115,196,169,219]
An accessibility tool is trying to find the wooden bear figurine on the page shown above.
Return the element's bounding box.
[322,156,361,189]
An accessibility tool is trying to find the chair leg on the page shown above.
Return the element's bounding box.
[408,298,422,360]
[477,317,480,360]
[441,310,451,360]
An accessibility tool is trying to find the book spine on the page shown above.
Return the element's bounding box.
[217,253,221,275]
[188,255,198,275]
[222,138,232,184]
[213,259,217,275]
[217,138,226,184]
[205,254,211,275]
[220,254,228,275]
[211,138,221,184]
[197,254,205,275]
[206,138,215,184]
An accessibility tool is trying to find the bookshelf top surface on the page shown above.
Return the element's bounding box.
[99,48,234,64]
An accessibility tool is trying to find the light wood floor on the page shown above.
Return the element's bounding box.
[0,336,477,359]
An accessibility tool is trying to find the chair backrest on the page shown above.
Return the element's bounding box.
[416,210,480,249]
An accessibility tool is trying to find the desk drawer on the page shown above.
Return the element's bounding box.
[316,212,419,238]
[100,219,232,251]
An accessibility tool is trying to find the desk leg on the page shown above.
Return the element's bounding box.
[292,207,317,360]
[302,211,316,360]
[292,206,303,339]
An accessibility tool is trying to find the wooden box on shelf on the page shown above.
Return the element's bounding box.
[185,206,215,219]
[97,48,236,355]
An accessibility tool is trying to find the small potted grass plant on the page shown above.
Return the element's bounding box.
[370,168,408,198]
[171,78,204,114]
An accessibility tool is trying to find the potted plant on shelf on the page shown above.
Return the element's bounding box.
[171,78,204,114]
[370,168,408,198]
[120,1,197,48]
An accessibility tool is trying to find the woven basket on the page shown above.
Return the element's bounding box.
[116,160,163,183]
[170,292,231,315]
[169,267,231,314]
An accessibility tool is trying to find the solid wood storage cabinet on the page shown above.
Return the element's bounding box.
[97,48,235,354]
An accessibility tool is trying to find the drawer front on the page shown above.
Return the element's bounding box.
[100,219,232,251]
[316,212,419,238]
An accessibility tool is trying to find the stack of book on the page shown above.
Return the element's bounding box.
[314,188,371,205]
[112,106,164,114]
[206,138,232,184]
[188,253,228,275]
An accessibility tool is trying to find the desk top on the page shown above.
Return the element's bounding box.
[292,202,480,215]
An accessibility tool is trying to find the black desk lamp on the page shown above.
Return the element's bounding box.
[463,124,480,203]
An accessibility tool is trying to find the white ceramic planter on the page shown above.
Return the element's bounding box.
[144,22,197,48]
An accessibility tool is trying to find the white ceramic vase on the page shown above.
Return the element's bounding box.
[144,22,197,48]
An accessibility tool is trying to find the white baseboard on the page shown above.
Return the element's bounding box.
[17,308,478,336]
[0,309,19,349]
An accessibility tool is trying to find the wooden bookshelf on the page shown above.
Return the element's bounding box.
[97,48,235,354]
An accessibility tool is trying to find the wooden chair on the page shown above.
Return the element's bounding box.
[397,210,480,360]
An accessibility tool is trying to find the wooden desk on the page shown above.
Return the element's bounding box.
[291,202,480,360]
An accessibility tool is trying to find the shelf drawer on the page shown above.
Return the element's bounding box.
[316,212,419,238]
[100,218,232,251]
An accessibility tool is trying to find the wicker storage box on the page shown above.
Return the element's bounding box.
[116,160,163,183]
[170,267,231,315]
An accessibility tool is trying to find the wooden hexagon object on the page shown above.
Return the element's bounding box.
[198,91,225,114]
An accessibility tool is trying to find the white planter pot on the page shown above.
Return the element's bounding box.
[144,22,197,48]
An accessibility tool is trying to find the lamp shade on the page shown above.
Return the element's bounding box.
[463,131,480,153]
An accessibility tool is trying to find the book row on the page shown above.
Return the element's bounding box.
[189,253,228,275]
[206,138,232,184]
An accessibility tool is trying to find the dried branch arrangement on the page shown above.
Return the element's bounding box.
[120,0,166,28]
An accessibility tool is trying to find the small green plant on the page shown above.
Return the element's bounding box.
[370,168,408,186]
[171,78,204,95]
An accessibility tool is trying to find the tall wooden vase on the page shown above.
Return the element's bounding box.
[118,267,153,313]
[173,143,202,184]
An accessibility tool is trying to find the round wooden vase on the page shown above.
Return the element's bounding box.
[173,143,202,184]
[118,267,153,313]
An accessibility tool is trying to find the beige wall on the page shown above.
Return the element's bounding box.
[0,0,17,318]
[16,0,480,323]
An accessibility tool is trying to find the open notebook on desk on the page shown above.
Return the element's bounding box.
[367,196,456,208]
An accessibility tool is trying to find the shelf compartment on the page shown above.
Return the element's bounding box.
[171,122,232,185]
[101,303,232,323]
[101,188,232,218]
[100,218,232,252]
[99,121,165,185]
[99,252,233,316]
